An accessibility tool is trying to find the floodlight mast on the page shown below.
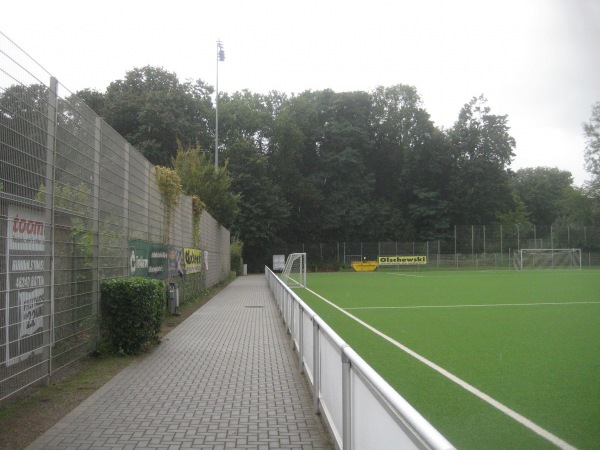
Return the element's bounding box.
[215,39,225,169]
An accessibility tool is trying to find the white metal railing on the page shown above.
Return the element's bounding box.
[265,267,456,450]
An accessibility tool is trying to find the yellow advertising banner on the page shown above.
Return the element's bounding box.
[378,256,427,265]
[183,248,203,273]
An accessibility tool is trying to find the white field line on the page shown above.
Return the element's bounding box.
[344,301,600,310]
[386,272,425,278]
[306,287,578,450]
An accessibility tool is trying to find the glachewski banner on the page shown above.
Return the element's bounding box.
[378,256,427,265]
[5,205,48,366]
[183,248,203,274]
[129,239,169,279]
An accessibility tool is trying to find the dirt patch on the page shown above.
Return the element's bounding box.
[0,279,231,450]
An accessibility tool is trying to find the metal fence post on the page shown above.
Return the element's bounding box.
[92,117,101,346]
[123,143,130,276]
[44,76,58,383]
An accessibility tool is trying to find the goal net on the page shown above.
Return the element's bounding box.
[514,249,582,270]
[281,253,307,288]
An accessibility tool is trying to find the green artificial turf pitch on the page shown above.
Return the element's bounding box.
[295,270,600,450]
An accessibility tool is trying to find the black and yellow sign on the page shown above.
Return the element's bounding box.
[378,256,427,265]
[183,248,203,274]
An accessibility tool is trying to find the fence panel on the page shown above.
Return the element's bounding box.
[0,32,231,402]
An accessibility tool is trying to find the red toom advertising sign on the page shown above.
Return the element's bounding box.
[5,205,48,366]
[10,213,45,252]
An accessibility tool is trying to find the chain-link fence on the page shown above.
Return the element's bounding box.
[273,224,600,271]
[1,32,231,402]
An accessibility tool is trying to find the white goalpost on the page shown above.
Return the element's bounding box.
[281,253,307,288]
[514,248,582,270]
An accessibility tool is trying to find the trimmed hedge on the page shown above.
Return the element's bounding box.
[100,277,165,355]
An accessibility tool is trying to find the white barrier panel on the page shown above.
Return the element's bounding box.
[302,312,314,383]
[292,300,301,349]
[319,331,345,444]
[266,268,455,450]
[351,369,421,449]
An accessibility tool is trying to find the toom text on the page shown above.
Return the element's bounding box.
[378,256,427,265]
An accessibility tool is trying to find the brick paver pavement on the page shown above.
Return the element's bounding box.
[27,275,332,449]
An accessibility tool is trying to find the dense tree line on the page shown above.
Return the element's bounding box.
[72,66,599,270]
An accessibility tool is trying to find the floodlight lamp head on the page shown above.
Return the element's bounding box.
[217,40,225,61]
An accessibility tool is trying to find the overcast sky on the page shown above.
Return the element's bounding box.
[2,0,599,186]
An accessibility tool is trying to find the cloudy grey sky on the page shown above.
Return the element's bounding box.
[2,0,599,185]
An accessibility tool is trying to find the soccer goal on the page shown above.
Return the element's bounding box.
[514,248,582,270]
[281,253,307,288]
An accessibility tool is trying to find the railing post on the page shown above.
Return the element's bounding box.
[313,318,321,415]
[288,293,296,340]
[283,290,288,326]
[342,347,352,450]
[298,305,304,374]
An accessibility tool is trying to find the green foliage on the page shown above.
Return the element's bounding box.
[74,88,106,116]
[495,193,532,231]
[511,167,574,225]
[154,166,182,243]
[36,182,93,216]
[73,66,589,268]
[447,96,516,224]
[191,195,205,247]
[228,139,290,270]
[173,143,239,228]
[583,102,600,182]
[230,238,244,275]
[583,102,600,208]
[408,189,450,241]
[88,66,214,167]
[100,277,164,355]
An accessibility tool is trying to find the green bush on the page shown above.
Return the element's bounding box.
[100,277,165,355]
[230,238,244,275]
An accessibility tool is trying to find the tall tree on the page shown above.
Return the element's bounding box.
[558,185,597,226]
[448,96,516,224]
[74,88,106,117]
[217,89,275,160]
[583,101,600,196]
[99,66,214,166]
[228,139,290,271]
[370,84,453,240]
[510,167,574,225]
[315,91,375,240]
[216,90,293,268]
[269,106,324,242]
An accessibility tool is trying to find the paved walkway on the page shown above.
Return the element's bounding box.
[28,275,332,449]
